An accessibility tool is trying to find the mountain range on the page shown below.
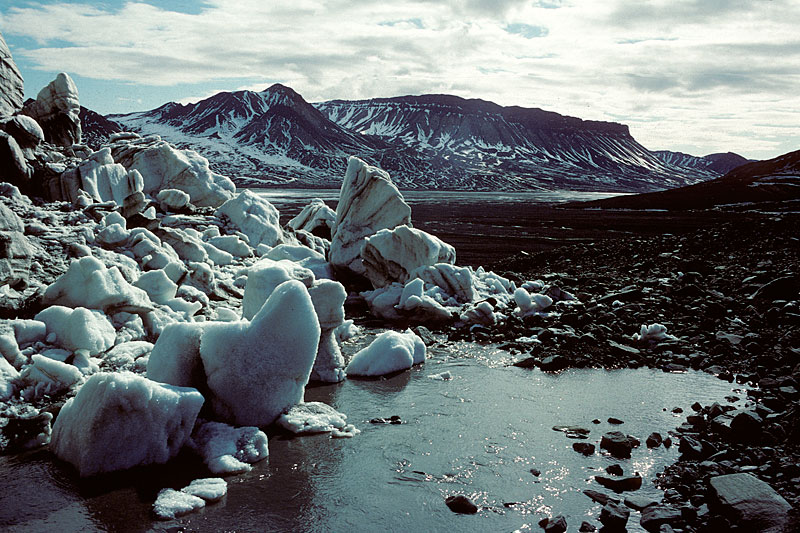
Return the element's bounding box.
[91,84,750,192]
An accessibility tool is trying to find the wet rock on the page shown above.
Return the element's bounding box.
[600,431,637,458]
[639,505,682,532]
[583,489,619,506]
[0,410,53,454]
[595,474,643,492]
[606,464,623,476]
[678,435,707,459]
[599,501,630,530]
[573,442,595,455]
[608,417,624,425]
[708,473,791,533]
[578,521,596,532]
[539,515,567,533]
[540,354,569,372]
[646,432,663,448]
[624,494,657,511]
[445,494,478,514]
[730,410,763,442]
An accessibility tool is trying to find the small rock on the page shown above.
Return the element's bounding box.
[600,431,637,458]
[583,489,619,506]
[606,464,623,476]
[646,432,663,448]
[639,505,682,533]
[578,521,596,532]
[599,501,630,530]
[595,474,643,492]
[608,417,624,425]
[573,442,595,456]
[539,515,567,533]
[624,494,658,511]
[445,494,478,514]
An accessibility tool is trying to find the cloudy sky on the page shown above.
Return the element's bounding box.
[1,0,798,159]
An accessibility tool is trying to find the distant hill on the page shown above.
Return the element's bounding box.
[79,106,122,149]
[654,150,751,175]
[576,149,800,210]
[100,84,733,192]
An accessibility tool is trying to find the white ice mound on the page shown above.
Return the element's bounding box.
[42,256,153,314]
[242,258,314,320]
[362,225,456,289]
[188,419,269,474]
[182,478,227,501]
[277,402,360,438]
[308,279,348,383]
[50,372,203,477]
[514,287,553,315]
[110,136,235,207]
[345,329,426,377]
[148,280,320,427]
[153,489,205,520]
[632,323,676,343]
[34,306,115,355]
[330,157,411,277]
[56,148,145,207]
[288,198,336,236]
[215,190,284,249]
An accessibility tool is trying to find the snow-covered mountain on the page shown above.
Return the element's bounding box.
[109,85,731,191]
[654,150,750,175]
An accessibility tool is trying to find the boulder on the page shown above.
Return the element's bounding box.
[0,130,31,185]
[34,306,115,355]
[595,474,643,492]
[22,72,81,146]
[362,225,456,289]
[110,135,235,207]
[0,32,24,116]
[599,501,630,530]
[4,115,44,154]
[445,495,478,514]
[639,505,682,532]
[50,372,203,476]
[600,431,637,458]
[708,473,791,533]
[330,157,411,277]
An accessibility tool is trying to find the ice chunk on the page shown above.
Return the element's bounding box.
[362,225,456,288]
[97,223,130,247]
[34,306,115,355]
[277,402,360,437]
[188,419,269,475]
[19,354,83,398]
[208,234,251,258]
[514,287,553,315]
[157,188,190,210]
[153,489,205,520]
[215,190,284,248]
[10,319,47,345]
[308,280,347,383]
[345,329,426,376]
[50,372,203,476]
[42,256,153,314]
[288,198,336,236]
[149,280,320,426]
[133,270,178,305]
[0,331,26,369]
[182,478,227,501]
[632,323,676,343]
[242,258,314,320]
[330,157,411,277]
[428,371,453,381]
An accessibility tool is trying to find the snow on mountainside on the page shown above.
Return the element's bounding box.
[654,150,751,175]
[315,95,728,191]
[108,85,726,191]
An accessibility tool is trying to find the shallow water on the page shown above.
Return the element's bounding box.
[0,337,748,533]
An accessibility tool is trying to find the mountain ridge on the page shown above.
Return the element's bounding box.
[101,84,744,192]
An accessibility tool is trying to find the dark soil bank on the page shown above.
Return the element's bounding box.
[457,210,799,532]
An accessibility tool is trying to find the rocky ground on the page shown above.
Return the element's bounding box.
[443,210,799,532]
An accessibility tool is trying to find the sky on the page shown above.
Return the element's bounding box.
[1,0,798,160]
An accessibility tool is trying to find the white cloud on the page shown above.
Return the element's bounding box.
[1,0,798,158]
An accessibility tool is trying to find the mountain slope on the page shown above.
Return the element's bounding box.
[110,85,727,191]
[654,150,751,175]
[79,106,123,149]
[316,95,720,191]
[110,84,387,187]
[577,149,800,210]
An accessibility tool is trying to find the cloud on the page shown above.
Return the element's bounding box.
[0,0,798,159]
